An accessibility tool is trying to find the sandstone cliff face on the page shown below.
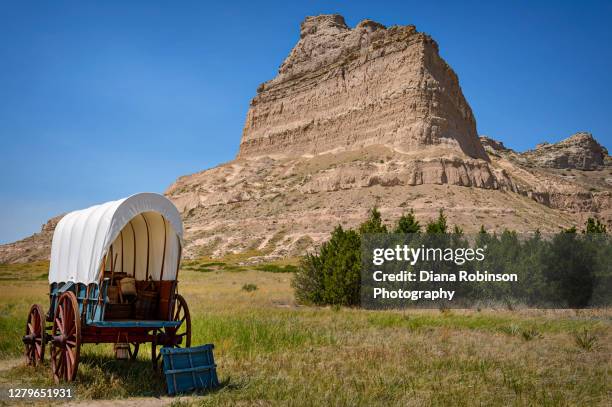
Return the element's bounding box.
[238,15,488,161]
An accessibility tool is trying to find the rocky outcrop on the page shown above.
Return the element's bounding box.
[522,132,608,170]
[480,136,510,155]
[0,215,63,264]
[238,14,488,161]
[299,157,514,194]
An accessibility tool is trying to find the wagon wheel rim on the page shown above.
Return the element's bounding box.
[168,294,191,348]
[50,292,81,383]
[25,304,46,366]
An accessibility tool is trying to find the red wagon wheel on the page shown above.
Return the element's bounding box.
[50,292,81,383]
[169,294,192,348]
[151,294,191,369]
[24,304,46,366]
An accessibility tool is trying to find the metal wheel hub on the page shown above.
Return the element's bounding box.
[52,335,69,346]
[22,334,36,344]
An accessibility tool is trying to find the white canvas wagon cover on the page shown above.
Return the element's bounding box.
[49,193,183,285]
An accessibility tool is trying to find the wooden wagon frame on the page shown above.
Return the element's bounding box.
[23,193,191,382]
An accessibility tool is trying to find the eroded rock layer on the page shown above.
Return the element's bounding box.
[238,14,488,161]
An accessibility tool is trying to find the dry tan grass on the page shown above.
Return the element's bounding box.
[0,264,610,406]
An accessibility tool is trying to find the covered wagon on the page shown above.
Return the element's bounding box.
[23,193,191,382]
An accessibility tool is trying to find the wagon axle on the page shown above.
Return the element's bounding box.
[51,334,70,346]
[21,334,36,344]
[155,331,184,347]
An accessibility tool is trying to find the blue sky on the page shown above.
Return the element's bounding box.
[1,0,611,244]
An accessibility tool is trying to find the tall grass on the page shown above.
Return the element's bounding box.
[0,263,610,405]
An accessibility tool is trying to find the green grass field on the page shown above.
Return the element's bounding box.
[0,259,610,406]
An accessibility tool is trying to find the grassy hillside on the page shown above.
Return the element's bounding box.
[0,260,610,406]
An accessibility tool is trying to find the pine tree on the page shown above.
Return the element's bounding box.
[394,209,421,234]
[293,225,362,306]
[359,207,388,235]
[426,209,448,234]
[585,217,607,234]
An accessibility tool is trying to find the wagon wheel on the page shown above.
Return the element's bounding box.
[50,292,81,383]
[168,294,191,348]
[151,294,191,370]
[24,304,46,366]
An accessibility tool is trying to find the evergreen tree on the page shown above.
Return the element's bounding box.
[293,225,362,306]
[426,209,448,234]
[543,231,595,307]
[359,207,388,235]
[394,209,421,234]
[585,217,607,234]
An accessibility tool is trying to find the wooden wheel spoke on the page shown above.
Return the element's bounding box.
[63,310,71,333]
[57,352,64,369]
[61,354,67,378]
[56,315,64,334]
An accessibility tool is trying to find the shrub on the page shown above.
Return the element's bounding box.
[426,209,448,234]
[394,209,420,234]
[542,230,596,307]
[255,264,298,273]
[242,283,258,292]
[293,225,362,306]
[500,324,520,336]
[358,207,388,235]
[585,217,607,233]
[293,208,610,308]
[521,327,542,341]
[574,328,598,351]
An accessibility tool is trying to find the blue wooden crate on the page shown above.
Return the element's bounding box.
[161,344,219,395]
